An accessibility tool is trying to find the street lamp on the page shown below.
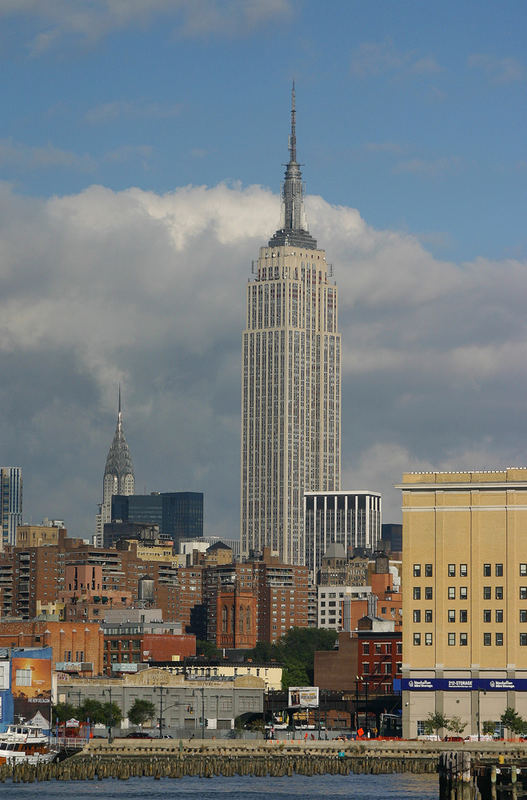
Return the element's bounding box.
[102,687,114,743]
[193,686,205,740]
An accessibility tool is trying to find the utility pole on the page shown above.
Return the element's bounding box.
[102,687,113,743]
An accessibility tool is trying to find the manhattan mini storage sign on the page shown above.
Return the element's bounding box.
[402,678,527,691]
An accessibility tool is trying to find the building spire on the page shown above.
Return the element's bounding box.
[289,80,296,164]
[268,82,317,250]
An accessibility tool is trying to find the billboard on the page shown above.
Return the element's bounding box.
[288,686,319,708]
[11,651,52,728]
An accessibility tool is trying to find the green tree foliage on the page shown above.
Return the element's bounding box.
[423,711,450,738]
[53,702,77,723]
[281,661,310,691]
[78,699,105,724]
[500,707,527,735]
[128,699,156,727]
[447,715,467,736]
[102,702,122,727]
[482,721,496,736]
[246,628,337,684]
[196,640,221,659]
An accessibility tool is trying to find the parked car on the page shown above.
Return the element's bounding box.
[124,731,152,739]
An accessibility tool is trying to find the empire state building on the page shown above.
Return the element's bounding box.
[241,86,341,565]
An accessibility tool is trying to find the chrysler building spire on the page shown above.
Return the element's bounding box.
[94,388,135,544]
[268,82,317,250]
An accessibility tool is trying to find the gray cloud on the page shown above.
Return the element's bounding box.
[0,181,525,541]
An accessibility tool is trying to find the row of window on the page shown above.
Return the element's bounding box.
[362,642,402,655]
[413,633,527,646]
[412,586,527,600]
[413,563,527,577]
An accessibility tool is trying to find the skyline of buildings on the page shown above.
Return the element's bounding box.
[240,85,341,565]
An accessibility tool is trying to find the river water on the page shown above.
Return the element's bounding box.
[0,773,439,799]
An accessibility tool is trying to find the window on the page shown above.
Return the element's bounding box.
[483,633,491,646]
[495,586,503,600]
[425,587,433,600]
[15,669,31,687]
[448,633,456,646]
[521,564,527,577]
[483,564,491,577]
[460,564,468,577]
[521,633,527,646]
[413,610,421,623]
[413,633,421,646]
[425,633,433,646]
[496,563,503,577]
[375,643,382,654]
[460,633,468,646]
[362,642,370,654]
[483,586,491,600]
[495,609,503,623]
[425,564,433,577]
[483,609,491,623]
[496,633,503,646]
[448,564,456,577]
[425,610,433,623]
[460,586,468,599]
[459,610,468,623]
[413,564,421,577]
[417,720,425,736]
[448,587,456,599]
[384,662,392,673]
[413,587,421,600]
[362,662,370,673]
[448,609,456,623]
[520,610,527,623]
[520,587,527,600]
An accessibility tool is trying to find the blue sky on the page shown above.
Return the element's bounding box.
[3,0,525,261]
[0,1,526,538]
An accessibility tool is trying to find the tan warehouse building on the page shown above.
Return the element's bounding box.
[399,468,527,738]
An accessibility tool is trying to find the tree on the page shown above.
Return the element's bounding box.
[102,702,122,727]
[53,702,77,723]
[482,721,496,736]
[128,699,156,727]
[500,707,527,736]
[281,661,310,691]
[196,640,221,659]
[447,716,467,736]
[424,711,450,739]
[79,699,105,724]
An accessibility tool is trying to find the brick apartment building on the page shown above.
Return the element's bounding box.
[314,616,402,693]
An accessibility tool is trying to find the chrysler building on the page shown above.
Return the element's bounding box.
[94,388,135,545]
[241,85,341,565]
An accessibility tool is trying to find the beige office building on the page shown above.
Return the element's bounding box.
[240,86,340,565]
[399,469,527,738]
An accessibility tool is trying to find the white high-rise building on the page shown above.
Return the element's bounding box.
[0,466,22,549]
[241,86,341,565]
[94,389,134,545]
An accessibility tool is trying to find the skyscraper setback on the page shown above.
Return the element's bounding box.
[241,86,341,565]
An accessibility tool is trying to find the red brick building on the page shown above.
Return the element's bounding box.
[0,620,104,675]
[314,617,402,693]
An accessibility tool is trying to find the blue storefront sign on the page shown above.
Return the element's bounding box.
[402,678,527,691]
